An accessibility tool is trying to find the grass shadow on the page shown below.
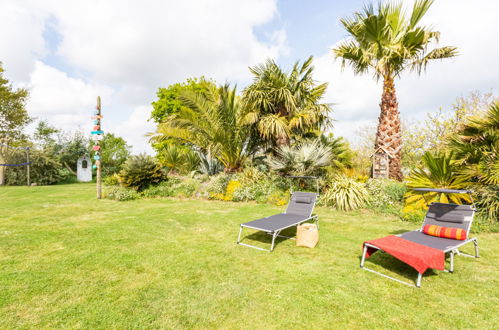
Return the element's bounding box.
[359,251,440,284]
[389,229,413,235]
[240,227,297,249]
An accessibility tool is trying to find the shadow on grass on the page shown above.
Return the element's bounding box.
[240,227,297,249]
[389,229,412,235]
[358,251,440,284]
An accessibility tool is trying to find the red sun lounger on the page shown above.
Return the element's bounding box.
[360,188,479,288]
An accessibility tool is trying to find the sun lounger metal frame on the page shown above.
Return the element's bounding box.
[237,176,319,252]
[360,188,479,288]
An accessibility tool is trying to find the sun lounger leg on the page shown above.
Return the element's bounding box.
[237,226,243,244]
[474,238,479,258]
[416,273,423,288]
[360,246,368,268]
[270,231,279,252]
[450,251,454,273]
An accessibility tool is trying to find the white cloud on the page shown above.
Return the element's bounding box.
[1,0,285,153]
[314,0,499,143]
[26,61,113,131]
[0,0,49,81]
[112,105,156,154]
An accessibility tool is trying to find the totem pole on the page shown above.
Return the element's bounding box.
[91,96,103,199]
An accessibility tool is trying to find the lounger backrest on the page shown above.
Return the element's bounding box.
[285,192,317,217]
[421,202,475,234]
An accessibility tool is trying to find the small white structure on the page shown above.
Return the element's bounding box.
[77,156,92,182]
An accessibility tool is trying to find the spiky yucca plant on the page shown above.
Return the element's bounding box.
[267,139,331,176]
[322,175,369,211]
[119,154,165,191]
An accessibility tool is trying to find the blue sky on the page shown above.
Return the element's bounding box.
[1,0,498,153]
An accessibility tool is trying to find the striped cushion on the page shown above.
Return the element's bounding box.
[423,224,467,241]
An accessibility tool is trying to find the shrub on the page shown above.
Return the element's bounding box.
[365,178,406,209]
[104,186,140,201]
[321,175,369,211]
[142,181,173,198]
[170,179,199,198]
[267,191,289,206]
[5,149,63,185]
[206,173,232,198]
[103,173,120,186]
[474,185,499,224]
[119,154,165,191]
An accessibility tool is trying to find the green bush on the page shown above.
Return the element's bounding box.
[5,149,63,185]
[104,186,140,201]
[321,175,369,211]
[142,177,199,199]
[119,154,165,191]
[206,173,232,197]
[103,174,120,186]
[474,185,499,225]
[365,178,406,210]
[142,181,173,198]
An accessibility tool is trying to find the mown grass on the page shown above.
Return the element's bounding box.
[0,183,497,329]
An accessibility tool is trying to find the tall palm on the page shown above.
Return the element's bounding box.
[243,56,332,147]
[450,101,499,185]
[333,0,457,180]
[151,84,254,173]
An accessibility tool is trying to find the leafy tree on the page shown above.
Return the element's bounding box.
[90,133,131,176]
[333,0,457,180]
[54,130,89,175]
[150,77,217,124]
[243,56,332,147]
[403,91,498,168]
[33,120,60,148]
[152,84,255,173]
[5,149,63,185]
[0,63,31,185]
[150,77,217,157]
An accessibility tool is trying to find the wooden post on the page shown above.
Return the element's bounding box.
[96,96,102,199]
[26,147,30,186]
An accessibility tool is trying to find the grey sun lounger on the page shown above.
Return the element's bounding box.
[237,191,318,252]
[361,189,479,288]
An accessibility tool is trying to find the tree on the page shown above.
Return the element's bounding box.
[150,77,217,124]
[0,63,31,185]
[333,0,457,180]
[403,91,498,168]
[152,84,255,173]
[266,139,332,176]
[450,101,499,186]
[150,77,217,158]
[54,130,89,175]
[33,120,60,148]
[243,56,332,148]
[90,133,131,176]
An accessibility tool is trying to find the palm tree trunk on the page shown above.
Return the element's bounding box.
[375,76,403,180]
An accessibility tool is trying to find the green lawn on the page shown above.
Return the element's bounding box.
[0,184,497,328]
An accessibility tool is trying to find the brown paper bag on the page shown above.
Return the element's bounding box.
[296,223,319,248]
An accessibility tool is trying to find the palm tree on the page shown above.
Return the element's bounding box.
[266,139,332,176]
[450,101,499,185]
[333,0,457,180]
[243,56,332,148]
[405,152,471,210]
[151,84,254,173]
